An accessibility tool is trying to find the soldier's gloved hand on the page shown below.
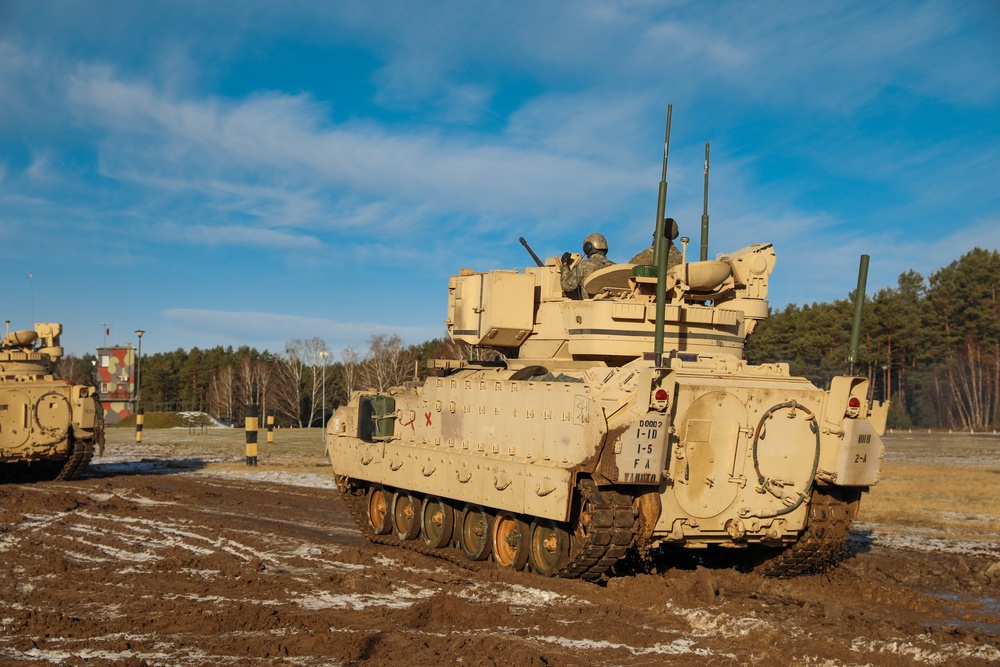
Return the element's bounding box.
[561,252,572,266]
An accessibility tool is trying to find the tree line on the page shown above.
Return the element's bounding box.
[57,335,448,427]
[54,247,998,430]
[746,247,1000,430]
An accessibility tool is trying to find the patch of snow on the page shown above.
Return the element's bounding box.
[675,606,774,638]
[660,601,775,639]
[61,535,161,563]
[295,585,435,611]
[533,633,714,657]
[372,554,399,568]
[457,581,590,610]
[194,467,337,489]
[857,522,1000,557]
[850,636,1000,664]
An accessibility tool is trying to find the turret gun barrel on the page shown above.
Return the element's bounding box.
[519,237,545,267]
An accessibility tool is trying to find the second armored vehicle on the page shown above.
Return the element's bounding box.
[1,323,104,482]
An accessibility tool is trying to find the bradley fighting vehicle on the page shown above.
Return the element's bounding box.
[1,323,104,482]
[326,112,888,580]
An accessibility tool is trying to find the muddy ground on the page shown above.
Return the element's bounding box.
[1,430,998,666]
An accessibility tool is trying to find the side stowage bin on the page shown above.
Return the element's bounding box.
[359,395,396,442]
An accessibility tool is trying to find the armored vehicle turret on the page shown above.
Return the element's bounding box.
[326,116,888,580]
[1,323,104,482]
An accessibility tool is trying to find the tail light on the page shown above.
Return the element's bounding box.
[847,396,861,418]
[651,387,670,411]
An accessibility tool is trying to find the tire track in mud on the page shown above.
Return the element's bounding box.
[1,467,998,666]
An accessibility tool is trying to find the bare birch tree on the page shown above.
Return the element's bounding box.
[435,336,502,362]
[338,346,360,404]
[236,356,272,417]
[258,359,273,421]
[271,357,304,427]
[938,337,995,430]
[277,340,307,427]
[309,340,330,427]
[207,365,236,418]
[359,334,415,392]
[55,355,99,387]
[280,337,329,426]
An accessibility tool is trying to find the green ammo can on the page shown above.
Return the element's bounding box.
[367,395,396,440]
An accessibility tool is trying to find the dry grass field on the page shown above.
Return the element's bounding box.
[858,432,1000,550]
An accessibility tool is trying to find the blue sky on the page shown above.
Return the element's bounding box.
[1,1,998,358]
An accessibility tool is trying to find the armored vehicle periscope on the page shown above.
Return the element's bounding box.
[1,323,104,482]
[326,115,888,581]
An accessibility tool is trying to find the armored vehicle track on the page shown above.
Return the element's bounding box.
[49,405,104,481]
[343,477,863,581]
[342,478,638,581]
[752,486,863,578]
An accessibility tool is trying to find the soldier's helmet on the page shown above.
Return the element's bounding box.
[583,233,608,255]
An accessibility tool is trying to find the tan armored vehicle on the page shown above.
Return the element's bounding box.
[326,120,888,581]
[1,323,104,482]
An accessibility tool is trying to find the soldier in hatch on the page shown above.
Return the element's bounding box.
[628,217,683,268]
[561,233,614,299]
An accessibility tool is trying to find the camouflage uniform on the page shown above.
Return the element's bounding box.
[629,244,682,270]
[561,251,614,298]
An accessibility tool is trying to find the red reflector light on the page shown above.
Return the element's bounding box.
[654,389,669,401]
[848,397,861,409]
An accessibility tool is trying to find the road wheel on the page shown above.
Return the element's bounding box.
[366,485,393,535]
[420,497,454,548]
[459,504,493,561]
[492,512,530,570]
[529,518,570,576]
[392,491,421,540]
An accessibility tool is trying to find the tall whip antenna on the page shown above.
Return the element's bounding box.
[701,142,710,262]
[29,270,35,324]
[653,105,673,357]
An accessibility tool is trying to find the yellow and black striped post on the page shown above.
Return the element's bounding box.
[245,404,259,466]
[266,409,275,444]
[135,408,144,443]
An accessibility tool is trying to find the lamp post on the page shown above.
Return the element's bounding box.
[320,350,329,440]
[880,364,888,403]
[134,329,145,411]
[102,322,108,347]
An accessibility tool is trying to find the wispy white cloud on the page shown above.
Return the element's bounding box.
[58,52,998,309]
[0,40,64,129]
[323,1,999,114]
[162,308,440,355]
[160,223,322,249]
[932,215,1000,270]
[66,66,647,231]
[26,150,55,181]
